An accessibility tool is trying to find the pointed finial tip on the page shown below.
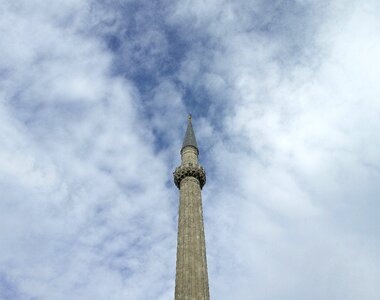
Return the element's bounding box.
[182,113,198,153]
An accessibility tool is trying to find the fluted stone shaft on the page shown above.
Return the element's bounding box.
[174,145,209,300]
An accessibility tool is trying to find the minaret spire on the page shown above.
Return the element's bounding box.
[181,114,198,154]
[173,116,210,300]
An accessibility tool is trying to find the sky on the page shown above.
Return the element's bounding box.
[0,0,380,299]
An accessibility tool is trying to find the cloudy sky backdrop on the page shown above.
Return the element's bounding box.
[1,0,380,299]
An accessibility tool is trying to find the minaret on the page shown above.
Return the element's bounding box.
[173,115,210,300]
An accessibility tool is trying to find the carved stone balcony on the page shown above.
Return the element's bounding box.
[173,164,206,189]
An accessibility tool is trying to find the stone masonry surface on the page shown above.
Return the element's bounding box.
[173,140,210,300]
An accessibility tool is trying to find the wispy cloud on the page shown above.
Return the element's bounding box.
[0,1,176,299]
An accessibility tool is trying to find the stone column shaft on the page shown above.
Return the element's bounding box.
[175,176,209,300]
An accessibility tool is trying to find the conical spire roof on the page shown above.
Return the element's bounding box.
[181,114,198,153]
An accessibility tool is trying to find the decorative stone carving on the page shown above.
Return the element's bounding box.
[173,164,206,189]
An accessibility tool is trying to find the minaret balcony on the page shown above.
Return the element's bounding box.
[173,164,206,189]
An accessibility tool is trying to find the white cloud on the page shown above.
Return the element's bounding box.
[0,1,176,299]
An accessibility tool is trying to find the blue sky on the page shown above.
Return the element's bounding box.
[1,1,380,299]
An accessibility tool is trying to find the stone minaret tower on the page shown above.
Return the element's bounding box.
[173,115,210,300]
